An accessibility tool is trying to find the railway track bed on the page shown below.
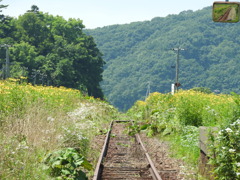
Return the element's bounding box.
[93,121,162,180]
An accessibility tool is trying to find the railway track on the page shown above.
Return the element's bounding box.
[218,7,232,22]
[93,120,162,180]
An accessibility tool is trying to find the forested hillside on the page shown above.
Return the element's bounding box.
[86,7,240,111]
[0,5,104,98]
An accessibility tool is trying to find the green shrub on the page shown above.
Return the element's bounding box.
[209,119,240,179]
[44,148,92,180]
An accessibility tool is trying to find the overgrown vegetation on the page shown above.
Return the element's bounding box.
[127,90,240,179]
[44,148,92,180]
[1,1,240,179]
[0,80,118,179]
[209,119,240,179]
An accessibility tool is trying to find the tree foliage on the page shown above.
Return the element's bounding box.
[0,5,104,98]
[0,0,7,13]
[86,7,240,110]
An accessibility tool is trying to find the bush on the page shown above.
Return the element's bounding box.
[44,148,92,180]
[191,87,212,94]
[209,119,240,179]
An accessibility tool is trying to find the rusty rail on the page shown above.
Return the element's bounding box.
[218,7,232,21]
[136,134,162,180]
[93,121,113,180]
[93,120,162,180]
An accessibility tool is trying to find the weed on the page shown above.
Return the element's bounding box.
[208,119,240,179]
[44,148,92,180]
[127,90,240,177]
[116,142,130,148]
[0,80,119,179]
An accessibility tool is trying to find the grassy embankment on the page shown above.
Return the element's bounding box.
[0,78,119,179]
[127,90,240,179]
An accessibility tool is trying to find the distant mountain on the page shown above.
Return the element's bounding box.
[85,7,240,111]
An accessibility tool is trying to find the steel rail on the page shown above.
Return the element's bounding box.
[218,7,232,21]
[92,120,113,180]
[135,134,163,180]
[93,120,162,180]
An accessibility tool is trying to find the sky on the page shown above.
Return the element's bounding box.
[2,0,214,29]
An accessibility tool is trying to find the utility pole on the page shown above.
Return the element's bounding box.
[171,47,184,92]
[145,81,151,100]
[0,44,11,79]
[31,69,40,85]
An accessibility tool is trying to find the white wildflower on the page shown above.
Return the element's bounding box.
[57,135,63,140]
[42,139,48,143]
[229,149,236,153]
[236,162,240,167]
[206,106,210,110]
[237,172,240,176]
[45,130,50,134]
[225,128,233,133]
[235,119,240,125]
[222,147,226,150]
[47,117,55,122]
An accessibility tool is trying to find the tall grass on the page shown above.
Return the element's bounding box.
[129,90,238,128]
[127,90,240,178]
[0,79,118,179]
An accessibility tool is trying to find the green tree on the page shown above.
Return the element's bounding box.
[15,11,53,55]
[7,6,105,98]
[10,41,38,70]
[27,5,39,13]
[0,0,7,13]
